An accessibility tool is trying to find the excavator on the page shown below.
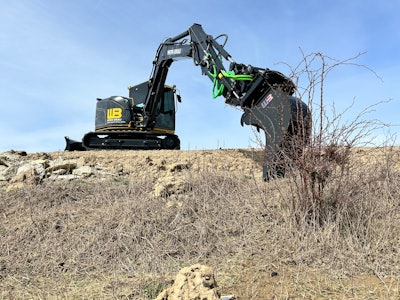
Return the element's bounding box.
[65,23,311,180]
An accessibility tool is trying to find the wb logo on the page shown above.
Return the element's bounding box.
[107,108,122,119]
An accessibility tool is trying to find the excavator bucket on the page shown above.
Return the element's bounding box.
[241,87,293,181]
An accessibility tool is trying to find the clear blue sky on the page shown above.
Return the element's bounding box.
[1,0,399,152]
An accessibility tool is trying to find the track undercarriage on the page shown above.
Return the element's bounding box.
[65,131,180,151]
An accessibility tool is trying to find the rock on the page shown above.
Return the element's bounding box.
[72,166,93,177]
[46,159,77,173]
[169,162,191,172]
[0,166,16,181]
[30,159,48,176]
[153,175,190,198]
[51,169,68,175]
[10,150,27,156]
[155,264,221,300]
[10,164,36,184]
[49,174,79,181]
[0,165,14,181]
[0,158,8,167]
[112,163,124,174]
[8,160,48,184]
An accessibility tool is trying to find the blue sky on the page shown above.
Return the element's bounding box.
[1,0,399,152]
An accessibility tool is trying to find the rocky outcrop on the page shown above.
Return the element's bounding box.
[0,149,262,193]
[0,150,100,192]
[0,150,193,195]
[155,264,221,300]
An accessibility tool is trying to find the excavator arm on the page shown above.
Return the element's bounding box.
[143,23,307,180]
[144,24,295,115]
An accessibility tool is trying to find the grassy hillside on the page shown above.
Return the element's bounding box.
[1,148,399,299]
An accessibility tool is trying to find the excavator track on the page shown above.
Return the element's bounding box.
[83,131,180,150]
[65,131,180,151]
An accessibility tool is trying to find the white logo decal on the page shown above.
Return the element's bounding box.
[167,48,182,55]
[261,94,274,108]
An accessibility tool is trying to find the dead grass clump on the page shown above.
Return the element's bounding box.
[277,146,400,265]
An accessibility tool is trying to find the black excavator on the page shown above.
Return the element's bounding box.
[65,23,311,180]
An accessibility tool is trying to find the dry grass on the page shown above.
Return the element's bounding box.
[1,147,400,299]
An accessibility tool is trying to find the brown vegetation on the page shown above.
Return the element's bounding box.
[1,147,400,299]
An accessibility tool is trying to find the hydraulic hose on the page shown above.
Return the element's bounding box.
[208,65,253,98]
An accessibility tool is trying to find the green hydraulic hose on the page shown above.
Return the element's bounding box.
[208,65,224,98]
[208,65,253,98]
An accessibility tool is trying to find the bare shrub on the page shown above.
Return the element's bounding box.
[267,52,394,230]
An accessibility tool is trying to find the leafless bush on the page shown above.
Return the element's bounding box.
[274,51,396,233]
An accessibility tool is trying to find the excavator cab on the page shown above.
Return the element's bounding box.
[128,82,177,134]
